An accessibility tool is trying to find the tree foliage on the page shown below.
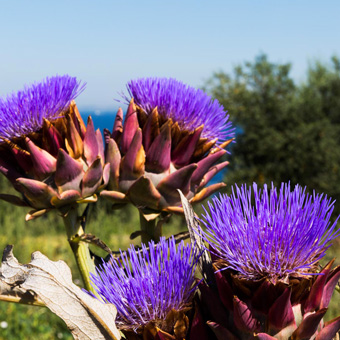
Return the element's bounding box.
[204,54,340,212]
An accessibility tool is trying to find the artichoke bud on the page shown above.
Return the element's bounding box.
[101,77,235,216]
[193,183,340,340]
[88,237,197,340]
[0,76,109,219]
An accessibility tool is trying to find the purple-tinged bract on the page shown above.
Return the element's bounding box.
[200,182,340,280]
[90,237,197,329]
[127,77,234,142]
[0,75,85,140]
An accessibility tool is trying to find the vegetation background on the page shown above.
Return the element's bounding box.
[1,55,340,339]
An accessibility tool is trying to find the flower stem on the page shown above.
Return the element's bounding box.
[139,211,162,244]
[62,205,96,294]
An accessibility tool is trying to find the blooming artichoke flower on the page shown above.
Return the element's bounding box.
[0,75,109,219]
[194,183,340,340]
[101,78,234,220]
[90,236,197,339]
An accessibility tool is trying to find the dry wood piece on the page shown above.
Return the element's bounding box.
[0,245,121,340]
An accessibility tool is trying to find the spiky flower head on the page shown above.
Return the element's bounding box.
[90,237,197,338]
[102,78,234,223]
[0,75,109,219]
[126,77,234,142]
[200,182,340,281]
[0,75,85,140]
[194,183,340,340]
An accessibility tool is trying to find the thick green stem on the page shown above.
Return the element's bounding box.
[62,206,96,294]
[139,211,162,243]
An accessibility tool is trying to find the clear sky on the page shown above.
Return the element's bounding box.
[0,1,339,111]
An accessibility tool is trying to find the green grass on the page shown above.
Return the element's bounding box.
[0,189,339,338]
[0,304,72,340]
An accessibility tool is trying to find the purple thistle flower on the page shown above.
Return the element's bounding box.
[199,182,340,281]
[90,237,197,329]
[126,77,234,142]
[0,75,85,140]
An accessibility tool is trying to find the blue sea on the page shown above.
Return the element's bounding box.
[81,111,118,133]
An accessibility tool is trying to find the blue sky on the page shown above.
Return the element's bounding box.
[0,1,339,111]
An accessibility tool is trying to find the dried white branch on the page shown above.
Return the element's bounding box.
[0,245,121,340]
